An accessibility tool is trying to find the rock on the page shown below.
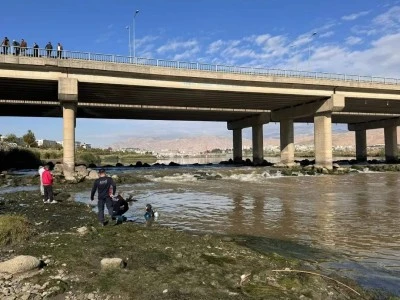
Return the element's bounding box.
[100,258,124,270]
[0,256,41,275]
[75,165,89,177]
[77,226,89,235]
[55,192,71,202]
[87,170,99,180]
[53,163,64,176]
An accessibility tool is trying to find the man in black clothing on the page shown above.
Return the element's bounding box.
[90,168,116,226]
[45,42,53,57]
[33,43,39,57]
[112,194,129,224]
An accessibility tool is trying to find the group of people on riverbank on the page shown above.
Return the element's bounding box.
[38,166,155,226]
[1,37,64,58]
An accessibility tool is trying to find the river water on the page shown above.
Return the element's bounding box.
[2,161,399,296]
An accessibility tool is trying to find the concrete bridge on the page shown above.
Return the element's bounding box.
[1,48,400,178]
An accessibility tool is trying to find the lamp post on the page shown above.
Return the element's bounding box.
[308,32,317,70]
[126,26,131,58]
[133,10,139,59]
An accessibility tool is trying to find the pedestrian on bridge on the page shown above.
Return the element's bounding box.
[20,39,27,56]
[33,42,39,57]
[2,37,9,55]
[12,40,20,56]
[45,41,53,57]
[57,42,63,59]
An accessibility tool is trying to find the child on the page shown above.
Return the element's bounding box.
[144,204,155,221]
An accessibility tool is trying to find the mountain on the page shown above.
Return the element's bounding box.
[111,129,393,153]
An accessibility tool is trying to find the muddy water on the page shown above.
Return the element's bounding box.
[75,167,400,295]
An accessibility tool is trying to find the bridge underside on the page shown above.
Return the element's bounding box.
[1,78,400,124]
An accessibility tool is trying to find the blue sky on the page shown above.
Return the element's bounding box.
[1,0,400,147]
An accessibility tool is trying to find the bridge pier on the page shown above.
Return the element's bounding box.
[252,124,264,165]
[232,129,242,163]
[355,130,367,162]
[314,112,333,169]
[59,78,78,179]
[280,119,294,165]
[384,126,398,162]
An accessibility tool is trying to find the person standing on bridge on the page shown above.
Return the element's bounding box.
[57,42,63,59]
[33,42,39,57]
[90,168,117,226]
[2,37,9,54]
[12,40,20,56]
[20,39,27,56]
[45,41,53,57]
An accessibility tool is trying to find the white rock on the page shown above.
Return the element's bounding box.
[77,226,89,235]
[0,256,40,275]
[100,258,124,270]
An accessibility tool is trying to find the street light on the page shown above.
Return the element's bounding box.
[308,32,317,70]
[126,26,131,57]
[133,10,139,59]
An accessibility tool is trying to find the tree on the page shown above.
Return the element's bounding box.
[4,134,18,143]
[23,130,37,148]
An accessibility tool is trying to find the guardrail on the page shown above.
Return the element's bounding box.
[1,46,399,85]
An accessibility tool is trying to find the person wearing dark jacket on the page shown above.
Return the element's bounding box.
[112,194,129,224]
[33,43,39,57]
[2,37,9,54]
[45,42,53,57]
[90,168,116,226]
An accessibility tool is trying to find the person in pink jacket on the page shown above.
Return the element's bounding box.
[42,165,56,203]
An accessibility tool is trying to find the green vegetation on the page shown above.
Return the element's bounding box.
[0,148,42,170]
[0,214,32,247]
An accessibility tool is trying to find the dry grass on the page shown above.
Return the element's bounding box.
[0,214,32,247]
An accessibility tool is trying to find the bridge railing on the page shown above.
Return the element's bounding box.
[1,46,399,85]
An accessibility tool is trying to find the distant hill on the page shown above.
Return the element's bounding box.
[111,128,393,153]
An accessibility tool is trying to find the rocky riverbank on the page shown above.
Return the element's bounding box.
[0,174,397,299]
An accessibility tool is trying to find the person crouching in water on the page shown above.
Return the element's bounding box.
[90,168,116,226]
[144,204,155,221]
[112,194,129,225]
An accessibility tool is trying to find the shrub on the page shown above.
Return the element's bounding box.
[0,215,32,246]
[0,148,41,170]
[78,153,101,165]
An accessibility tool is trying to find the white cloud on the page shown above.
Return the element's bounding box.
[207,40,225,54]
[372,6,400,31]
[319,31,334,38]
[342,10,370,21]
[157,39,199,54]
[345,36,363,45]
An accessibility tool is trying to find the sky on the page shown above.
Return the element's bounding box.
[1,0,400,147]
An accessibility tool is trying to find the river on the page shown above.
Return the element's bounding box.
[3,160,399,296]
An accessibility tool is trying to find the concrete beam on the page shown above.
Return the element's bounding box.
[227,113,270,130]
[348,117,400,131]
[58,78,78,102]
[271,94,345,121]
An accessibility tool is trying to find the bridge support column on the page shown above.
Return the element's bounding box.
[59,78,78,179]
[233,129,242,163]
[314,112,332,169]
[355,130,367,162]
[280,119,294,165]
[384,126,398,162]
[252,124,263,165]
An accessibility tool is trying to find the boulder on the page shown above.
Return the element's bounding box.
[100,258,124,270]
[53,163,64,176]
[54,192,71,202]
[0,256,41,274]
[75,165,89,177]
[77,226,89,235]
[87,170,99,180]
